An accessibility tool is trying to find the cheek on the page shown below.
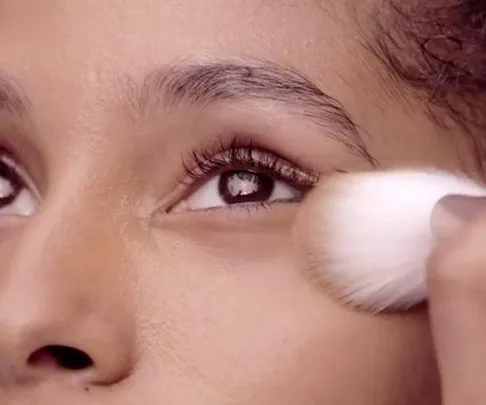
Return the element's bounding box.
[128,227,439,404]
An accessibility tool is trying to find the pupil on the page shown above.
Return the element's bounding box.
[219,170,275,204]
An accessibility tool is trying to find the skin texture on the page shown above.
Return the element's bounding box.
[0,0,482,404]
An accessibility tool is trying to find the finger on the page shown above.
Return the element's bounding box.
[428,195,486,404]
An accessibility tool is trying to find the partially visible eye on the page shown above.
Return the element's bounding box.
[171,139,319,213]
[176,169,302,211]
[0,153,37,217]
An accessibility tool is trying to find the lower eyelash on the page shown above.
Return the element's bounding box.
[193,198,304,214]
[181,136,320,190]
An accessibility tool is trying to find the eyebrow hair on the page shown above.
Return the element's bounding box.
[134,60,377,165]
[0,73,31,115]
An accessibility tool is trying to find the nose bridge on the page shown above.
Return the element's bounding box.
[3,175,124,305]
[0,175,135,386]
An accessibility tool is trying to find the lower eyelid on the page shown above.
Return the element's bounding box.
[167,201,276,217]
[155,200,301,234]
[172,195,305,216]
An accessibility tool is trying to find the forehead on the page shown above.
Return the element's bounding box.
[0,1,364,88]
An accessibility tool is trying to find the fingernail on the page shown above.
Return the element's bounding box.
[431,194,486,240]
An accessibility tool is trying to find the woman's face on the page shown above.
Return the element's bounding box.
[0,1,476,404]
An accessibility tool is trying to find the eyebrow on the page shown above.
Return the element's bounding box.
[0,73,31,115]
[133,60,377,165]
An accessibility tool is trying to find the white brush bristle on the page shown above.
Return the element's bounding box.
[294,169,486,312]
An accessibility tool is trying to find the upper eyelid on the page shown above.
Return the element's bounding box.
[182,135,317,173]
[179,144,319,194]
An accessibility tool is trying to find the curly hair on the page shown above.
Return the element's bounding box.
[369,0,486,164]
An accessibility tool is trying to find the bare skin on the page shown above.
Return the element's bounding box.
[0,1,480,404]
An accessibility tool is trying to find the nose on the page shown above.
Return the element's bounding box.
[0,193,135,390]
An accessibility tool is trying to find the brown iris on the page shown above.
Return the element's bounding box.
[218,170,275,205]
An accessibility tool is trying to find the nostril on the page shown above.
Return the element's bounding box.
[28,345,94,371]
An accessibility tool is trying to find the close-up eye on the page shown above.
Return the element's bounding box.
[172,139,319,212]
[178,169,302,211]
[0,152,37,217]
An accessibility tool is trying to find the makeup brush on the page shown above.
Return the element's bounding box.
[292,169,486,313]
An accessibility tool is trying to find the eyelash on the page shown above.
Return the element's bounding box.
[180,136,320,201]
[0,149,26,192]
